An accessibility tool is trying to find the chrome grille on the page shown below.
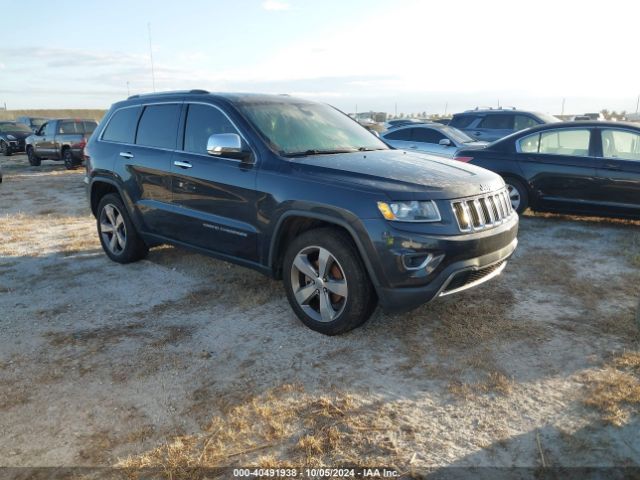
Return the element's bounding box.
[451,188,513,232]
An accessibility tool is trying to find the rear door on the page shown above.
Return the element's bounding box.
[169,103,260,261]
[472,114,514,142]
[102,103,180,235]
[594,127,640,215]
[516,127,600,208]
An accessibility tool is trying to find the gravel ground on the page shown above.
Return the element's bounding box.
[0,154,639,476]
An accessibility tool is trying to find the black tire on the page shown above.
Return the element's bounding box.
[283,227,377,335]
[27,147,41,166]
[1,141,11,156]
[62,148,77,170]
[504,177,529,214]
[96,193,148,263]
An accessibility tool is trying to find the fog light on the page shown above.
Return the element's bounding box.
[402,253,444,273]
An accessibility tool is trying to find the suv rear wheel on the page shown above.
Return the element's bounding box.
[283,228,376,335]
[97,193,148,263]
[1,141,10,156]
[63,148,76,170]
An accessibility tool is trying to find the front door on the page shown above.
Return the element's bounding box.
[170,103,259,262]
[516,128,601,209]
[35,121,56,157]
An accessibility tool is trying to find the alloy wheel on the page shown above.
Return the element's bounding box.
[506,183,521,211]
[290,246,348,323]
[99,204,127,255]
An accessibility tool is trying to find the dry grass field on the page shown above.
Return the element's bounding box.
[0,109,106,122]
[0,153,639,478]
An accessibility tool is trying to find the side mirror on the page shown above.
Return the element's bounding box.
[207,133,251,161]
[439,138,452,146]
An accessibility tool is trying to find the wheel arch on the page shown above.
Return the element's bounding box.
[89,177,127,217]
[268,210,382,291]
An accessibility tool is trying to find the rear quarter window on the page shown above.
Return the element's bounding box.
[384,128,413,141]
[102,107,140,144]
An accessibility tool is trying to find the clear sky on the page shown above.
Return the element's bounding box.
[1,0,639,115]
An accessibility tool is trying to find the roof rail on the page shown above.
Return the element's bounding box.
[127,89,209,100]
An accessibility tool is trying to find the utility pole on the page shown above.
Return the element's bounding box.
[636,94,639,113]
[148,22,156,92]
[444,102,448,116]
[394,102,397,117]
[561,98,566,116]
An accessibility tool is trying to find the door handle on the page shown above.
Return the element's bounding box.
[119,152,134,159]
[409,145,417,149]
[474,132,482,136]
[174,160,192,169]
[604,163,621,170]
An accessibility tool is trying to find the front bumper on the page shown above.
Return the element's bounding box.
[367,215,519,313]
[5,140,25,153]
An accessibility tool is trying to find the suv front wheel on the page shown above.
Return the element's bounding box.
[283,228,377,335]
[97,193,148,263]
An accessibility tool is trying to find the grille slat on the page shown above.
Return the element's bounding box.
[451,188,514,232]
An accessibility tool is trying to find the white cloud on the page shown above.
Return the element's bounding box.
[262,1,290,11]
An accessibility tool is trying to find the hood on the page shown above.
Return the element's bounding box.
[4,131,31,140]
[289,149,504,200]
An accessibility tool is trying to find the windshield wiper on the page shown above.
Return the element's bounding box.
[282,149,357,157]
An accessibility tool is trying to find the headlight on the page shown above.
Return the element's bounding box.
[377,200,441,222]
[7,135,16,140]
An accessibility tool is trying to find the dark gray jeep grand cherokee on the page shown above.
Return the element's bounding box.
[85,91,518,335]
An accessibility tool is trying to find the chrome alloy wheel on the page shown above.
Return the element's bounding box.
[99,204,127,255]
[506,183,521,211]
[290,246,348,323]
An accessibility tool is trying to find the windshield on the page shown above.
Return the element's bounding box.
[0,122,32,133]
[31,118,47,128]
[238,101,388,156]
[441,126,475,143]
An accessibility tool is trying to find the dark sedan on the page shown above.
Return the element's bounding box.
[454,121,640,218]
[0,121,33,156]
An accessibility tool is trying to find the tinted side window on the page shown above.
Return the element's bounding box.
[412,128,446,144]
[385,128,413,141]
[58,121,81,134]
[602,129,640,161]
[450,115,476,129]
[539,129,590,156]
[479,114,513,130]
[102,107,140,144]
[514,115,539,131]
[183,104,239,155]
[136,104,181,149]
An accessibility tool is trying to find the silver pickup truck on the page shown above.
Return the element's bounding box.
[25,118,97,169]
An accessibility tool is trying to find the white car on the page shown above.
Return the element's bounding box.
[381,123,488,158]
